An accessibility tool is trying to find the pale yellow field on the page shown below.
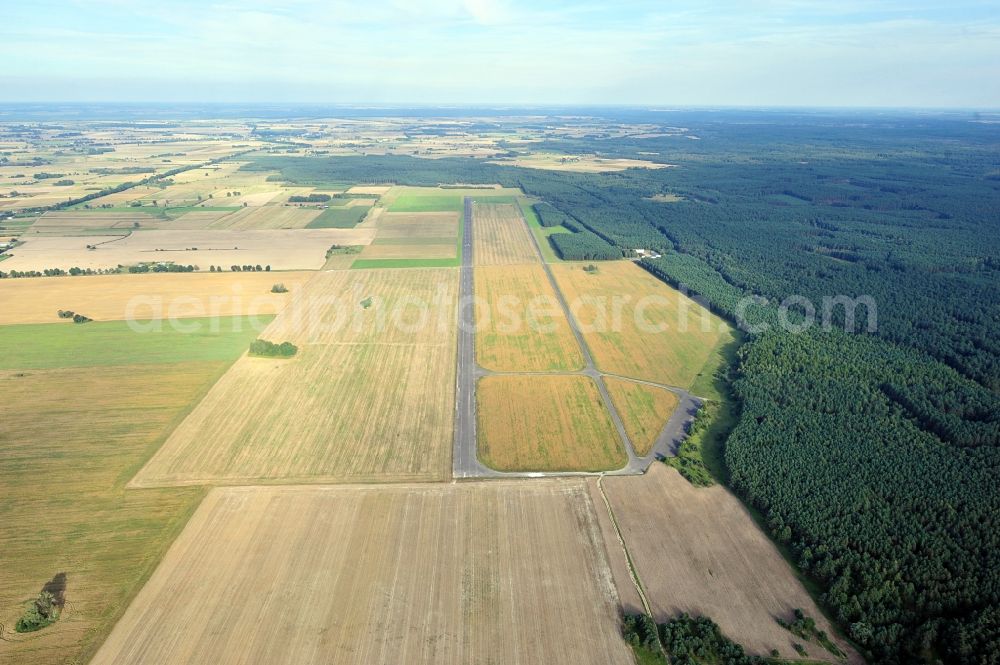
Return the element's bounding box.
[90,481,632,665]
[552,261,731,389]
[375,211,459,239]
[2,228,376,272]
[204,206,321,230]
[131,268,458,486]
[472,202,538,265]
[600,466,861,662]
[201,190,281,207]
[359,242,456,259]
[24,211,155,234]
[0,271,312,325]
[604,377,679,456]
[474,264,583,371]
[477,375,625,472]
[168,210,234,227]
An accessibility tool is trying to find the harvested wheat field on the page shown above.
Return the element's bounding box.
[553,261,731,389]
[359,242,455,260]
[375,211,459,240]
[2,228,375,272]
[90,482,632,665]
[603,377,679,456]
[131,268,458,486]
[24,211,156,235]
[205,205,322,230]
[474,264,583,371]
[168,210,235,228]
[0,271,312,325]
[477,375,625,472]
[472,202,538,265]
[599,465,861,663]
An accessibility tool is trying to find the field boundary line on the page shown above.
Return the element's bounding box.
[596,474,667,658]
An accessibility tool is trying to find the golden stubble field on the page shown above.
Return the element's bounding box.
[204,205,321,230]
[2,228,375,272]
[474,264,583,372]
[131,268,459,486]
[598,465,862,663]
[603,377,679,456]
[89,481,633,665]
[472,202,538,265]
[553,261,732,390]
[0,271,313,325]
[477,375,626,472]
[374,211,459,239]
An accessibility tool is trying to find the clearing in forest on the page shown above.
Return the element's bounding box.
[477,374,625,472]
[89,482,632,665]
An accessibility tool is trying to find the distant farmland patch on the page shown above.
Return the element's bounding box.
[1,228,375,272]
[306,204,371,228]
[0,271,310,325]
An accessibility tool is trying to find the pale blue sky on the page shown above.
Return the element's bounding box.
[2,0,999,107]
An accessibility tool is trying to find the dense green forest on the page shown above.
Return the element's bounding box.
[243,113,999,663]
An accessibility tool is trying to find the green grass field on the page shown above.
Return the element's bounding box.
[0,316,270,369]
[387,187,519,213]
[518,197,570,262]
[688,327,743,401]
[0,361,228,665]
[307,205,370,228]
[388,193,465,212]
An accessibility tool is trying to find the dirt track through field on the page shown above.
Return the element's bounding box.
[600,465,862,662]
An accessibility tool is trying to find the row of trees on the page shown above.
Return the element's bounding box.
[622,613,768,664]
[248,339,297,357]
